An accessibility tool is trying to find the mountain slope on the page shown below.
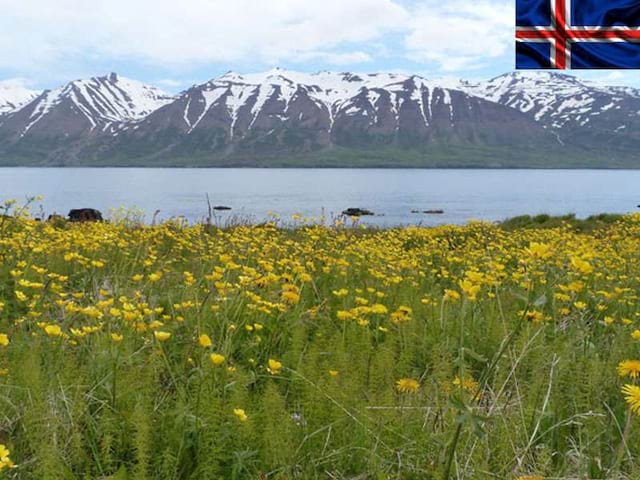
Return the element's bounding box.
[463,72,640,151]
[0,73,174,141]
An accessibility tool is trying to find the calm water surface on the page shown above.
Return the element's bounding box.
[0,168,638,226]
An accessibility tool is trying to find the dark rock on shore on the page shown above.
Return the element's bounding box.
[68,208,103,222]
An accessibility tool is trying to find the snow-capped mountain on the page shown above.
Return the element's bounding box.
[0,73,174,139]
[125,67,548,156]
[0,69,639,166]
[0,81,40,115]
[463,72,640,132]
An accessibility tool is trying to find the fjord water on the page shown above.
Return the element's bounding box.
[0,168,638,226]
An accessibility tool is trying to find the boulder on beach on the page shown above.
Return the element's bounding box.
[342,208,375,217]
[68,208,103,222]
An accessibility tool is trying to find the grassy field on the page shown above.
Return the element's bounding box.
[0,202,639,479]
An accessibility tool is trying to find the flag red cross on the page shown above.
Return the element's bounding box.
[516,0,640,68]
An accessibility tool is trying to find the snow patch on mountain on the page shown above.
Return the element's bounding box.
[461,71,640,130]
[0,81,40,114]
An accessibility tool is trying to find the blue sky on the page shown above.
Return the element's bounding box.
[0,0,639,93]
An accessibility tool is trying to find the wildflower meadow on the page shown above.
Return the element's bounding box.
[0,201,639,478]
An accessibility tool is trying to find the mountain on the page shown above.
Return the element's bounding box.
[108,68,552,165]
[0,73,174,142]
[463,72,640,152]
[0,81,39,115]
[0,69,638,167]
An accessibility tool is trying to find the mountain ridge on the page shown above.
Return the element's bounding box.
[0,69,638,167]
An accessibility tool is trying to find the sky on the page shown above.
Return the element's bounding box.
[1,0,639,93]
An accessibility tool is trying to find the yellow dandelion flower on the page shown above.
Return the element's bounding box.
[0,443,16,470]
[233,408,248,422]
[396,378,420,394]
[267,358,282,374]
[198,334,212,348]
[0,334,8,347]
[444,289,461,301]
[618,360,640,379]
[622,384,640,414]
[210,353,225,366]
[148,272,162,282]
[44,324,63,337]
[153,331,171,342]
[111,333,124,343]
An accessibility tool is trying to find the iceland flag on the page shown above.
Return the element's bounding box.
[516,0,640,68]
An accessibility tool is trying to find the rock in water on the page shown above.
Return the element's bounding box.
[342,208,374,217]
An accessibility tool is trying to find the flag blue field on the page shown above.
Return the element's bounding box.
[516,0,640,69]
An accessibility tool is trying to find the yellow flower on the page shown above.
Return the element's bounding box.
[371,303,388,314]
[452,375,479,393]
[444,289,461,301]
[44,324,63,337]
[111,333,124,343]
[153,331,171,342]
[148,272,162,282]
[622,384,640,414]
[396,378,419,394]
[328,370,339,377]
[570,257,593,275]
[459,279,480,301]
[618,360,640,379]
[210,353,225,366]
[281,290,300,304]
[631,330,640,341]
[0,334,8,347]
[573,301,587,311]
[267,358,282,374]
[0,443,16,470]
[525,242,552,259]
[198,334,212,348]
[524,310,544,323]
[233,408,248,422]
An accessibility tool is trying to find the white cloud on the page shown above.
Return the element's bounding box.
[291,51,373,65]
[404,0,513,71]
[0,0,407,73]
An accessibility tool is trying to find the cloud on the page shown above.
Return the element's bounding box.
[291,51,373,65]
[0,0,406,74]
[404,0,513,71]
